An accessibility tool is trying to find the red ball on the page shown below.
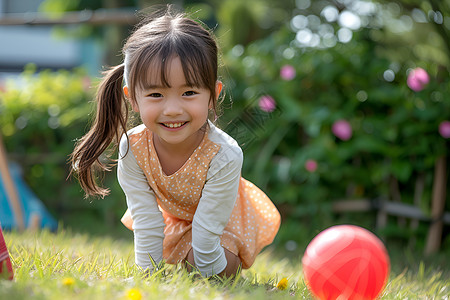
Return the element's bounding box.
[302,225,390,300]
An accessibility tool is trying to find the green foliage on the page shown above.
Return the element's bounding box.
[0,65,126,233]
[219,13,450,248]
[215,0,294,49]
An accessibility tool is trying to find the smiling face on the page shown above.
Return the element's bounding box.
[126,56,221,151]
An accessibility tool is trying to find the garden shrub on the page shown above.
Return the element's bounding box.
[0,65,127,234]
[219,25,450,247]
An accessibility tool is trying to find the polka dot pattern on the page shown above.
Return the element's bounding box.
[127,128,281,269]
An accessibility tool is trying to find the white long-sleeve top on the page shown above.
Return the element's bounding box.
[117,122,243,277]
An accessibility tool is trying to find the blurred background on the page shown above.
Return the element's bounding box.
[0,0,449,262]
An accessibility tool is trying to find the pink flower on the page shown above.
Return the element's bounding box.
[258,95,276,112]
[280,65,296,81]
[305,159,318,172]
[407,67,430,92]
[439,121,450,139]
[332,119,352,141]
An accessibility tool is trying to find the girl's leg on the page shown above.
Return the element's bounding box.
[184,248,241,278]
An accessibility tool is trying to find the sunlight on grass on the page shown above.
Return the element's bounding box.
[0,229,448,299]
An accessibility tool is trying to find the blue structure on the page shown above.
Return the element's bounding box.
[0,163,57,230]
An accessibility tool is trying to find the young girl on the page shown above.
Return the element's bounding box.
[71,8,280,278]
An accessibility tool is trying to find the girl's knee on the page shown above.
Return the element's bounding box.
[183,248,241,278]
[184,248,195,272]
[221,248,241,278]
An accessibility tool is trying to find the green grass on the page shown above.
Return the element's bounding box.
[1,229,449,299]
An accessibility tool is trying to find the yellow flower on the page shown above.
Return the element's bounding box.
[126,288,142,300]
[62,277,75,287]
[276,277,288,290]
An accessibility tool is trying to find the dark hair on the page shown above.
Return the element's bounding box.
[70,7,220,197]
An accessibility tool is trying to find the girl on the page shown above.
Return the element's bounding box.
[71,8,280,278]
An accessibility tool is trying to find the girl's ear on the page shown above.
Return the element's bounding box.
[215,81,223,100]
[123,86,129,98]
[124,86,139,112]
[210,81,223,109]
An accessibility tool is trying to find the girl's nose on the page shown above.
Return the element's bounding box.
[163,97,183,116]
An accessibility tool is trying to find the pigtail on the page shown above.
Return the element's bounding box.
[70,64,128,198]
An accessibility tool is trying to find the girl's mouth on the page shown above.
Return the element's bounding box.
[161,121,188,129]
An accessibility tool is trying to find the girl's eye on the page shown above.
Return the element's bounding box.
[147,93,163,98]
[183,91,197,96]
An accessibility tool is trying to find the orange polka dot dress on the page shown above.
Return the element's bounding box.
[120,122,280,271]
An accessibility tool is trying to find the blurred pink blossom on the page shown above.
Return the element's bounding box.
[258,95,276,112]
[280,65,296,81]
[82,76,92,92]
[439,121,450,139]
[332,119,352,141]
[407,67,430,92]
[305,159,318,172]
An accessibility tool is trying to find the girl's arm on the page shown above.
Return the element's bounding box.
[117,134,165,272]
[192,144,243,277]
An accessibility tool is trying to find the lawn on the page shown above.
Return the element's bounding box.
[1,229,449,299]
